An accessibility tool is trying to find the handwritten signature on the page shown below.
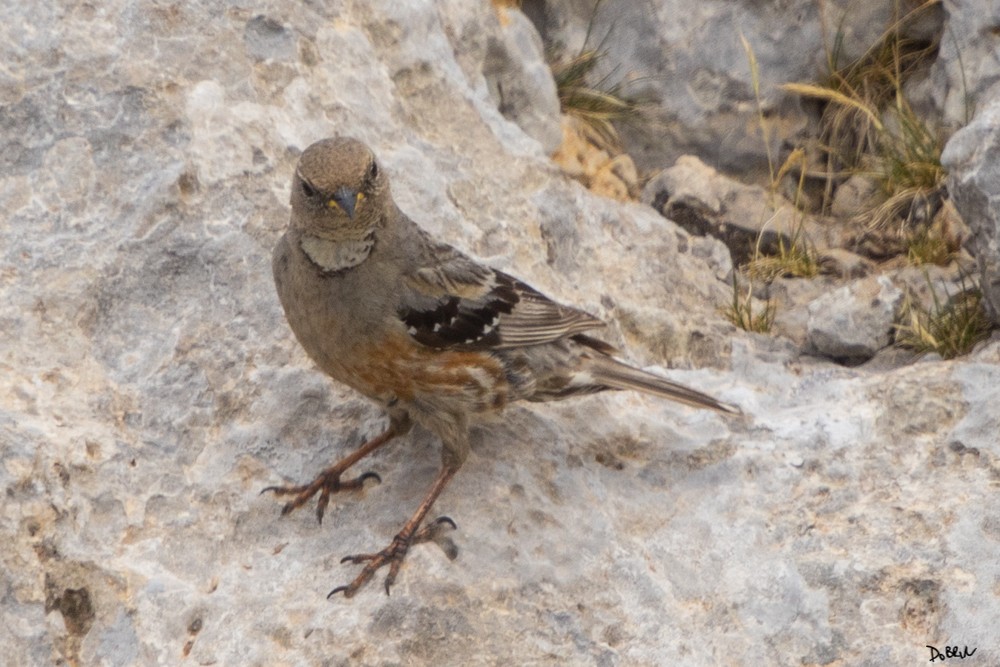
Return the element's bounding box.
[927,645,977,662]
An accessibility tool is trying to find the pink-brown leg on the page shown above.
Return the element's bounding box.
[329,465,458,598]
[262,425,399,524]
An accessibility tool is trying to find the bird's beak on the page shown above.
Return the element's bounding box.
[329,187,361,219]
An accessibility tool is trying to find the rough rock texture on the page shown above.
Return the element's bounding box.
[830,174,881,219]
[3,2,1000,666]
[482,6,563,154]
[806,276,904,363]
[641,155,842,266]
[528,0,930,174]
[769,264,970,355]
[927,0,1000,128]
[942,96,1000,325]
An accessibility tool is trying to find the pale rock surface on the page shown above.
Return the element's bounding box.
[768,277,836,348]
[830,174,881,219]
[528,0,929,174]
[942,96,1000,325]
[641,155,839,266]
[816,247,874,279]
[482,6,563,154]
[2,2,1000,666]
[765,264,972,361]
[926,0,1000,129]
[806,276,904,363]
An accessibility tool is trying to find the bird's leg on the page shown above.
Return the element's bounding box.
[262,416,407,524]
[329,465,458,598]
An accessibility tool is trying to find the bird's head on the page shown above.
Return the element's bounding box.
[290,137,390,238]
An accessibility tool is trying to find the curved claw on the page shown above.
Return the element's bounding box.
[339,553,375,564]
[327,585,349,599]
[416,516,459,561]
[431,516,457,530]
[358,471,382,486]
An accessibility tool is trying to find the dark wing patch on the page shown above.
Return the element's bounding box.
[399,275,518,349]
[399,264,605,351]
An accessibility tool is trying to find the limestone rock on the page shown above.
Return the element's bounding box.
[482,6,563,154]
[2,0,1000,665]
[927,0,1000,129]
[642,155,836,265]
[806,275,904,362]
[528,0,910,173]
[942,96,1000,325]
[767,276,837,348]
[816,247,874,279]
[830,174,881,219]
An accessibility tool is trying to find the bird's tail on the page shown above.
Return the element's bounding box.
[585,355,739,414]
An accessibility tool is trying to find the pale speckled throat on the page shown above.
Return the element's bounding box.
[299,234,374,272]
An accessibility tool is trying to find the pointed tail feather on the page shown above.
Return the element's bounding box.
[587,356,739,414]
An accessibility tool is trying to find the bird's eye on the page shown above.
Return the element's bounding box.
[367,160,378,181]
[301,179,318,198]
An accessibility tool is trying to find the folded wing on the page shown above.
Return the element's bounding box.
[398,238,603,351]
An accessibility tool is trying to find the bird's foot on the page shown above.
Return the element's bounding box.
[261,469,382,524]
[328,516,457,598]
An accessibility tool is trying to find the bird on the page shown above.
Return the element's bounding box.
[266,136,738,598]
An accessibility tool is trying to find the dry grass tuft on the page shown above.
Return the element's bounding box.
[895,273,994,359]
